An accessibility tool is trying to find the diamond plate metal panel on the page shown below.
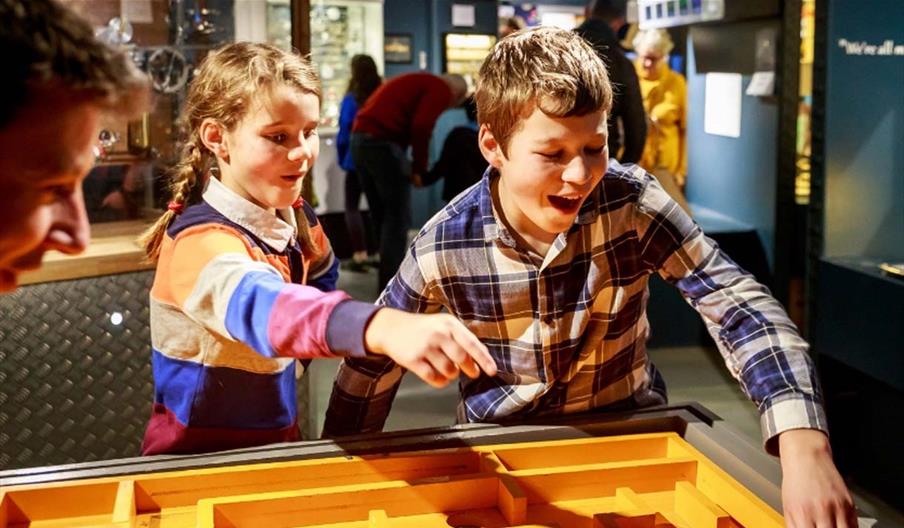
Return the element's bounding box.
[0,271,310,470]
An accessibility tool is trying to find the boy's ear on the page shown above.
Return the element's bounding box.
[478,124,505,169]
[199,118,229,161]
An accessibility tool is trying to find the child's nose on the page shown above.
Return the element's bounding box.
[45,186,90,255]
[562,156,593,184]
[287,136,313,165]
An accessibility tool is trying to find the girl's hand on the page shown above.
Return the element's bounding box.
[364,308,497,387]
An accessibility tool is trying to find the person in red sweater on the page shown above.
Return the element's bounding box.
[350,72,468,289]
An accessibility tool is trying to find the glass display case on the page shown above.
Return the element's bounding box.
[62,0,295,226]
[307,0,383,214]
[309,0,384,130]
[18,0,297,286]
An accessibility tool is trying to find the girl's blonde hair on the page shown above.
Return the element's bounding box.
[140,42,322,262]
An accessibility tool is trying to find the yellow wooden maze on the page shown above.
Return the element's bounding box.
[0,432,783,527]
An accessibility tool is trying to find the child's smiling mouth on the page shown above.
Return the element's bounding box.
[280,174,303,184]
[548,194,582,213]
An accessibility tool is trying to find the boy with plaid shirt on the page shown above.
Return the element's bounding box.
[326,27,855,526]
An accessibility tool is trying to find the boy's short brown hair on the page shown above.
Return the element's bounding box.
[475,26,613,155]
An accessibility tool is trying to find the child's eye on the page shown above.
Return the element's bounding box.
[538,151,561,160]
[585,145,607,155]
[267,133,288,144]
[40,184,74,204]
[303,128,318,139]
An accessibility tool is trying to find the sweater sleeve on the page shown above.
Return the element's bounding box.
[163,225,377,359]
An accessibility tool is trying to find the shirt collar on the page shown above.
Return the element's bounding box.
[476,167,601,247]
[202,176,297,252]
[477,168,517,247]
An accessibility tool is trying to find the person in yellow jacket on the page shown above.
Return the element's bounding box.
[633,29,688,199]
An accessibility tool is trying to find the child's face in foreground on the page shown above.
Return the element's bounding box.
[480,106,609,250]
[218,84,319,212]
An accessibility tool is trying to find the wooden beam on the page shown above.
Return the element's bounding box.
[291,0,311,56]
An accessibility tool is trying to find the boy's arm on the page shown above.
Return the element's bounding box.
[323,245,445,437]
[633,172,855,524]
[634,172,825,448]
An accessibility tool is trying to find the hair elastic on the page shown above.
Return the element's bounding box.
[292,196,304,209]
[167,201,185,214]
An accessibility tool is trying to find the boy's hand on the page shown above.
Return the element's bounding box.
[364,308,497,387]
[779,429,857,528]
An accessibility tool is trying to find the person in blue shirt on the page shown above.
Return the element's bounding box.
[336,54,381,272]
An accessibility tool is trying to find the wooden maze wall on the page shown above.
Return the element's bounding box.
[0,432,783,527]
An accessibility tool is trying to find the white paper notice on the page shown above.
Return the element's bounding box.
[746,71,775,96]
[451,4,476,27]
[121,0,153,24]
[704,73,742,138]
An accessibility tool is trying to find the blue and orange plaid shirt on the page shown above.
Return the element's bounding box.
[324,161,826,453]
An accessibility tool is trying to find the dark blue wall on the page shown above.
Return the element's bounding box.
[383,0,498,226]
[383,0,431,79]
[823,0,904,260]
[685,32,779,269]
[383,0,498,76]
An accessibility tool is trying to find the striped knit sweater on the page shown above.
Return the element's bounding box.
[141,177,378,455]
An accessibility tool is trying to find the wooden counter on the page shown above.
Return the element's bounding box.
[18,220,154,285]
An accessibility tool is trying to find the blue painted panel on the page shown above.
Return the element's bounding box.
[383,0,430,78]
[685,32,778,270]
[823,0,904,260]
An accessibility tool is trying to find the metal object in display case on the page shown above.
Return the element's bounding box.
[95,16,134,46]
[146,47,191,94]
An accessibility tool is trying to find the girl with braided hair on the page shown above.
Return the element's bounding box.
[138,42,495,455]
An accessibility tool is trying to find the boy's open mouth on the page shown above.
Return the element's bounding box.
[548,194,582,213]
[281,175,303,183]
